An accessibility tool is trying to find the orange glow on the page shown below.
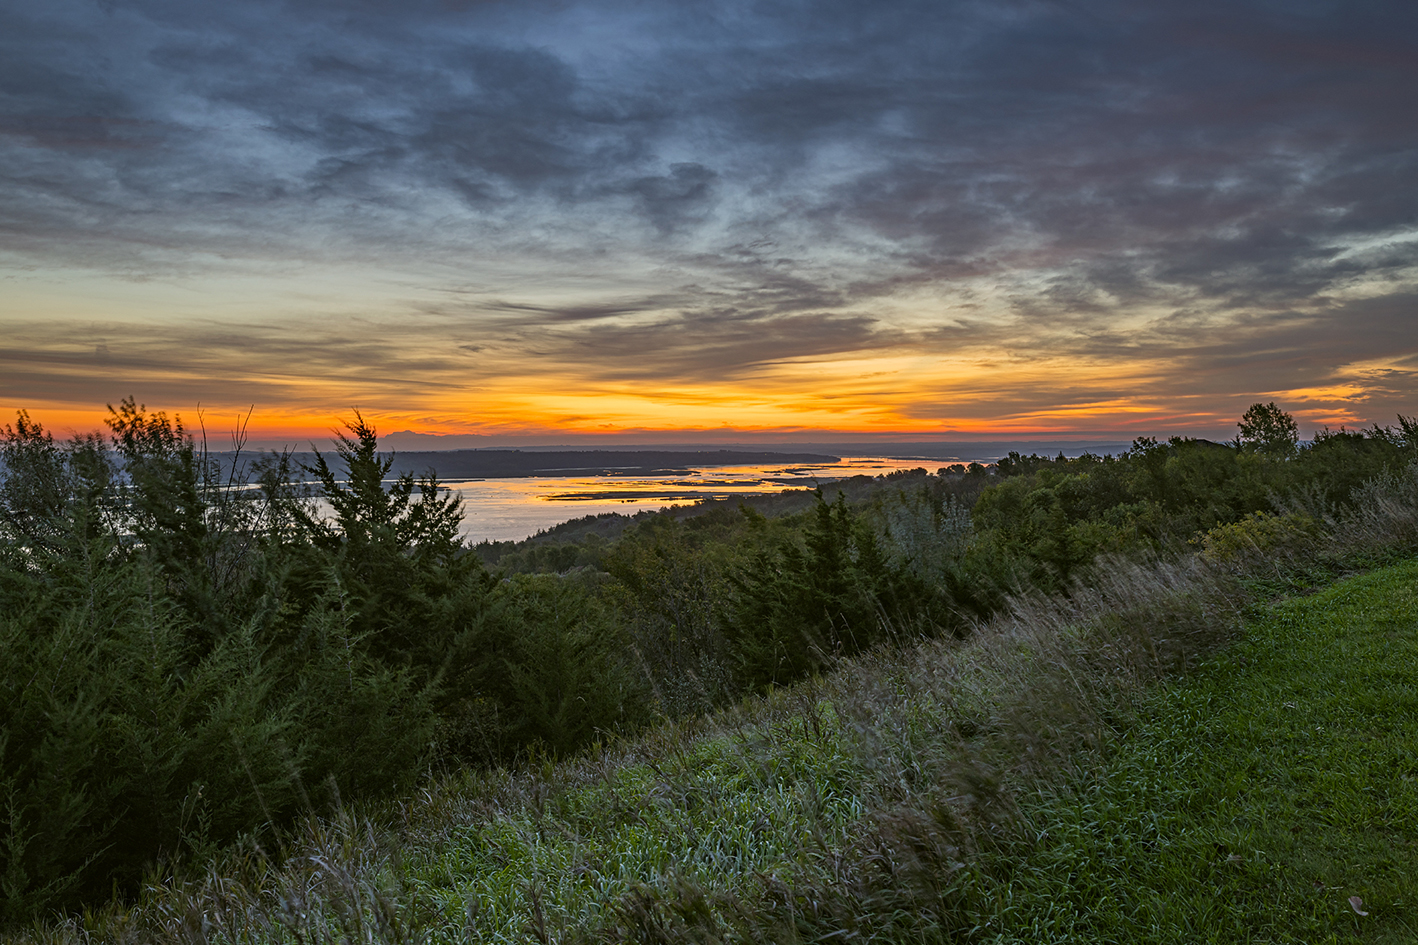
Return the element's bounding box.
[3,331,1407,445]
[0,380,1389,446]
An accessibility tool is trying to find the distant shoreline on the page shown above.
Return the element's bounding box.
[214,448,843,480]
[211,443,1136,480]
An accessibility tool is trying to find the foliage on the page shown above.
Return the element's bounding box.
[0,479,1308,945]
[5,396,1418,930]
[0,414,431,919]
[274,412,490,671]
[1237,399,1300,454]
[602,513,740,719]
[0,406,600,920]
[724,491,952,690]
[1195,510,1321,565]
[967,405,1417,587]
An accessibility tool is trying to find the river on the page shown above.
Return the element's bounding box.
[443,455,967,543]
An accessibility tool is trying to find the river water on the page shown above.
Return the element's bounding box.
[444,455,965,543]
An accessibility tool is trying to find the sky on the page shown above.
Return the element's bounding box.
[2,0,1416,447]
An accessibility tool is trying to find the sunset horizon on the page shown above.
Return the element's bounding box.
[3,394,1406,455]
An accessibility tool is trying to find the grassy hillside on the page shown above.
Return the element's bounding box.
[981,559,1418,943]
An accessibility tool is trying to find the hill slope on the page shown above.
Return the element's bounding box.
[985,559,1418,943]
[28,558,1416,944]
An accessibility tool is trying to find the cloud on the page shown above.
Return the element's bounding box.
[0,315,477,414]
[518,309,903,383]
[3,0,1416,432]
[473,296,678,324]
[618,163,718,232]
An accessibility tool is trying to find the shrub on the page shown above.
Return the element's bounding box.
[1195,510,1321,566]
[1331,460,1418,558]
[469,574,651,756]
[0,549,432,919]
[603,521,736,719]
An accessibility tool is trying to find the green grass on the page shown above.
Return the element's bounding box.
[398,714,875,940]
[982,561,1418,943]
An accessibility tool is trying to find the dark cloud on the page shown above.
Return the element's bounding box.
[619,163,718,232]
[475,297,676,323]
[0,316,476,412]
[519,308,904,383]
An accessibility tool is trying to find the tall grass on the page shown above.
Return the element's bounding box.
[9,462,1418,944]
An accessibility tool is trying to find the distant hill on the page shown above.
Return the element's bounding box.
[217,448,841,480]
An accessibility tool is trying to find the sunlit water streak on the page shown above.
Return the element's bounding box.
[442,456,963,543]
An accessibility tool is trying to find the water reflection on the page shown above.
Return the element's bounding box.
[445,456,952,543]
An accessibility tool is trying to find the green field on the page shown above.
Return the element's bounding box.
[981,561,1418,943]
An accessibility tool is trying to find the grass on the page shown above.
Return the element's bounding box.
[9,522,1416,942]
[398,714,874,939]
[377,552,1248,943]
[980,560,1418,943]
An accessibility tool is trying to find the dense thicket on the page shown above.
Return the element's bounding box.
[2,400,1415,924]
[0,405,640,920]
[974,414,1418,593]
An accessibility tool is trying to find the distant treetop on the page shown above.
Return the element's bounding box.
[1237,402,1299,455]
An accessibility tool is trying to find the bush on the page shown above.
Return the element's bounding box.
[1195,510,1321,566]
[967,410,1418,588]
[725,492,948,689]
[603,520,736,719]
[1331,460,1418,558]
[468,574,651,756]
[0,542,432,919]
